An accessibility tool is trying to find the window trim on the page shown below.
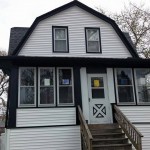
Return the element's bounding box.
[57,67,74,106]
[38,67,56,107]
[18,67,36,107]
[85,27,102,53]
[114,68,136,105]
[134,68,150,105]
[52,26,69,53]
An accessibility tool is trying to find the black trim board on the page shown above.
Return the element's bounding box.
[86,67,106,73]
[7,124,79,129]
[7,67,18,128]
[12,0,138,57]
[73,67,82,125]
[2,56,150,68]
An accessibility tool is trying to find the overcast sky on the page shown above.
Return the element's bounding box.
[0,0,150,52]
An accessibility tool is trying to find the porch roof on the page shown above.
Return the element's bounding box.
[0,56,150,70]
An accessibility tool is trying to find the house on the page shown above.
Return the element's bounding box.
[1,0,150,149]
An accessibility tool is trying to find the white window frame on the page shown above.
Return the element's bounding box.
[38,67,56,107]
[53,27,68,52]
[18,67,36,107]
[115,68,136,105]
[57,67,74,106]
[85,28,101,53]
[134,68,150,105]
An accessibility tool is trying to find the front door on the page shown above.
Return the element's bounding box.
[88,74,112,124]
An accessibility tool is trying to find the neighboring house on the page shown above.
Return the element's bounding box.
[1,0,150,150]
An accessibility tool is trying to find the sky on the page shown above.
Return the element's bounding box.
[0,0,150,52]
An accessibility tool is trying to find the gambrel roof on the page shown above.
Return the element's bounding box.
[11,0,138,57]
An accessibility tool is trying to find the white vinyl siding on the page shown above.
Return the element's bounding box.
[16,107,76,127]
[134,124,150,150]
[7,126,81,150]
[119,106,150,123]
[18,6,131,58]
[119,106,150,150]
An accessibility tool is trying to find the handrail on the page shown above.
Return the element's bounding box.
[78,105,93,150]
[114,105,143,150]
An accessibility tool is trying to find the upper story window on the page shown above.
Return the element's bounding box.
[53,26,69,53]
[85,28,101,53]
[19,67,36,107]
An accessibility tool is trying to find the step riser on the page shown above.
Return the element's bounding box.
[93,146,132,150]
[89,124,119,130]
[88,124,132,150]
[93,139,128,145]
[91,128,122,134]
[93,134,125,139]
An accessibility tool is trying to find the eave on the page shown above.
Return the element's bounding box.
[0,56,149,70]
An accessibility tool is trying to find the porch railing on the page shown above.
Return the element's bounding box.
[114,105,143,150]
[78,105,93,150]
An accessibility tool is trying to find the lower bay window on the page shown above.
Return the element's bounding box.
[57,68,74,106]
[38,68,55,106]
[18,67,74,107]
[19,67,36,107]
[115,68,135,104]
[115,68,150,105]
[134,69,150,103]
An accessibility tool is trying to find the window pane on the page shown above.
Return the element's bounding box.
[87,29,99,41]
[117,68,132,85]
[88,41,99,52]
[20,68,34,86]
[92,89,105,98]
[40,69,53,86]
[91,77,104,87]
[40,87,54,104]
[55,29,66,39]
[20,87,34,104]
[118,86,134,102]
[59,87,73,104]
[135,69,150,103]
[55,40,67,51]
[59,69,72,85]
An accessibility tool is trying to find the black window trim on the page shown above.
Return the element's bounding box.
[52,26,69,53]
[85,27,102,53]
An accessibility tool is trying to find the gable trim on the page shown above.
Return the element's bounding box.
[12,0,139,58]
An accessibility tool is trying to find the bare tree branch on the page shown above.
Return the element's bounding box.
[96,2,150,58]
[0,50,8,121]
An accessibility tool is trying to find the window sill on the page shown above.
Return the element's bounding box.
[117,103,136,106]
[53,51,69,53]
[86,51,102,54]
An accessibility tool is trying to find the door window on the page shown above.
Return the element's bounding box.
[91,77,105,98]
